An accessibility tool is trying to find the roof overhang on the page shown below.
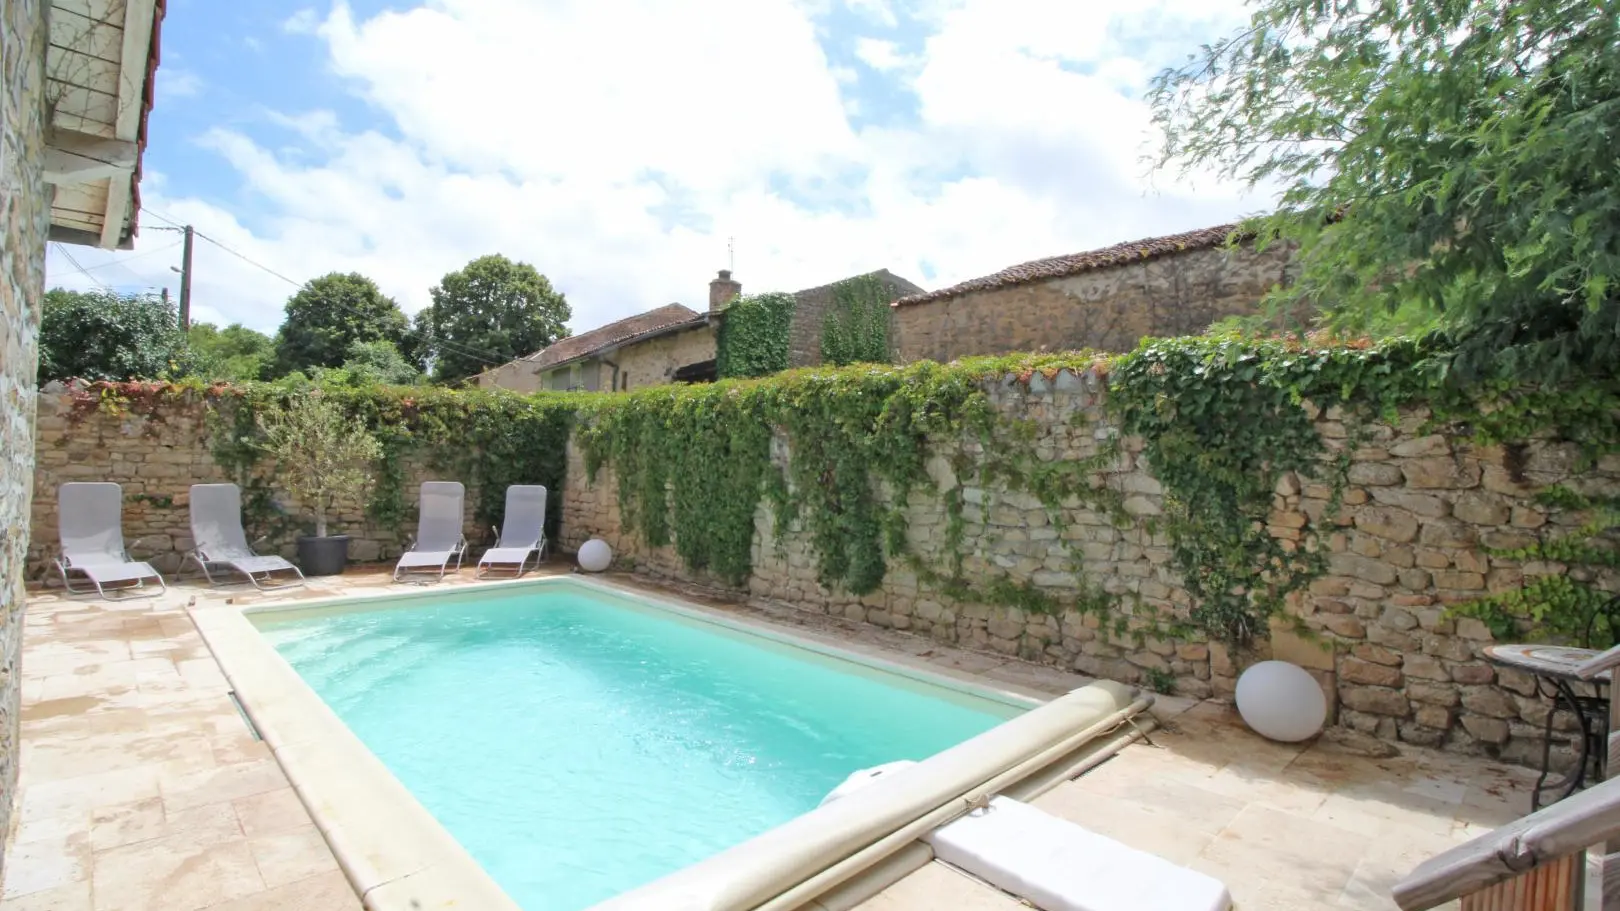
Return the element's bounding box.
[44,0,165,250]
[530,315,711,374]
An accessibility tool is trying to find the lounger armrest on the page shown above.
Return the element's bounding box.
[126,537,149,560]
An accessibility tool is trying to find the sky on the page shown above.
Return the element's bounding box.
[47,0,1265,357]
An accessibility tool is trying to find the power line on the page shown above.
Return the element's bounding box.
[75,240,183,273]
[138,208,510,368]
[52,243,113,291]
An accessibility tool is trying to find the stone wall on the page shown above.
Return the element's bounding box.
[562,369,1620,766]
[892,244,1294,363]
[788,271,919,368]
[605,325,715,391]
[1,0,49,874]
[27,391,492,575]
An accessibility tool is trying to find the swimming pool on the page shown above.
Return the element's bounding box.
[254,580,1026,911]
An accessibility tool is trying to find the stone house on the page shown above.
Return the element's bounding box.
[2,0,167,871]
[891,224,1295,363]
[477,267,923,392]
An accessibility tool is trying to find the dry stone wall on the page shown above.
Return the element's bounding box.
[28,390,490,576]
[892,244,1294,363]
[562,369,1620,767]
[1,0,50,872]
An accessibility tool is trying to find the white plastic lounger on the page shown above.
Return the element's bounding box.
[924,796,1232,911]
[393,481,467,583]
[476,485,548,578]
[184,483,305,590]
[55,482,167,599]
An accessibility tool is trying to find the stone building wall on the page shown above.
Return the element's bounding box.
[1,0,50,873]
[604,325,716,391]
[892,244,1294,363]
[27,390,491,575]
[562,369,1620,766]
[787,271,920,368]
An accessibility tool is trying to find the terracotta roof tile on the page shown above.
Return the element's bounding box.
[526,303,704,370]
[893,223,1242,307]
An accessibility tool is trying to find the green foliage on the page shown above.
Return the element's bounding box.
[273,273,408,376]
[1109,333,1442,643]
[417,254,572,382]
[206,380,575,548]
[186,322,275,383]
[1143,667,1177,695]
[337,340,423,386]
[255,394,384,538]
[820,274,892,366]
[716,293,795,379]
[1450,487,1620,648]
[38,288,193,383]
[577,354,1121,597]
[1150,0,1620,384]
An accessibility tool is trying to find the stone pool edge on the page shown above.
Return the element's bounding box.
[189,574,1057,911]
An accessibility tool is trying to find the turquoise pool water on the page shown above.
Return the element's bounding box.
[256,581,1023,911]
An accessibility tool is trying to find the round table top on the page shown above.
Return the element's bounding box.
[1484,643,1611,682]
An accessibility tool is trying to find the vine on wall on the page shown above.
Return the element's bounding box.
[72,379,575,548]
[716,292,796,379]
[821,274,894,366]
[577,353,1125,599]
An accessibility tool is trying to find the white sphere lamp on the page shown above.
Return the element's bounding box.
[577,538,613,573]
[1235,660,1327,743]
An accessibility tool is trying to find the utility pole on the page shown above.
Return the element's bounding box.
[178,225,194,330]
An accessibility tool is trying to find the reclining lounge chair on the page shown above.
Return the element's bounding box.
[54,482,167,599]
[476,485,548,578]
[184,483,306,590]
[393,481,467,583]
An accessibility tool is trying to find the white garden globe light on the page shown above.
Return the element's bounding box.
[577,538,613,573]
[1235,660,1327,743]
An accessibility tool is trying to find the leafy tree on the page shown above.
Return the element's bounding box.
[256,394,382,538]
[416,254,571,381]
[339,339,423,386]
[37,288,193,383]
[273,273,408,375]
[187,322,275,382]
[1150,0,1620,382]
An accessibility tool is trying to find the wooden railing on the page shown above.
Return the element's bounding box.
[1393,775,1620,910]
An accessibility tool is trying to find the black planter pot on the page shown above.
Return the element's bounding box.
[296,535,351,576]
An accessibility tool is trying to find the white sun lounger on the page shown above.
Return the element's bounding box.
[925,796,1232,911]
[54,482,167,599]
[393,481,467,583]
[183,483,305,590]
[476,485,548,578]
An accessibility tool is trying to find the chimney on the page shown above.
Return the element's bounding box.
[709,269,742,314]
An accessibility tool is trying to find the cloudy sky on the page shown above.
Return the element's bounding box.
[48,0,1264,350]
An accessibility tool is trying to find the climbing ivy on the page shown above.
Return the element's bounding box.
[577,353,1123,594]
[716,293,795,379]
[821,274,893,366]
[72,378,576,549]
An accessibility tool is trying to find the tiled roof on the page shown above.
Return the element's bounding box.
[525,303,705,370]
[893,223,1241,307]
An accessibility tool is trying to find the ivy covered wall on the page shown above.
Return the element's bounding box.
[28,381,574,573]
[562,340,1620,766]
[24,338,1620,768]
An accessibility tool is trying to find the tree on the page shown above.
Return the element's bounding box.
[416,254,571,381]
[37,288,193,383]
[340,339,423,386]
[187,322,275,383]
[256,394,382,538]
[1150,0,1620,382]
[273,273,409,376]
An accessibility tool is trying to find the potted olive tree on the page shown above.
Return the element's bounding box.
[258,394,383,576]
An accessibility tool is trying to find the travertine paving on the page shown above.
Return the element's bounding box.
[858,699,1538,911]
[3,566,1537,911]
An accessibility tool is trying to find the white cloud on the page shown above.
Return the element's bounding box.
[845,0,898,28]
[854,38,907,72]
[49,0,1269,356]
[158,68,203,99]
